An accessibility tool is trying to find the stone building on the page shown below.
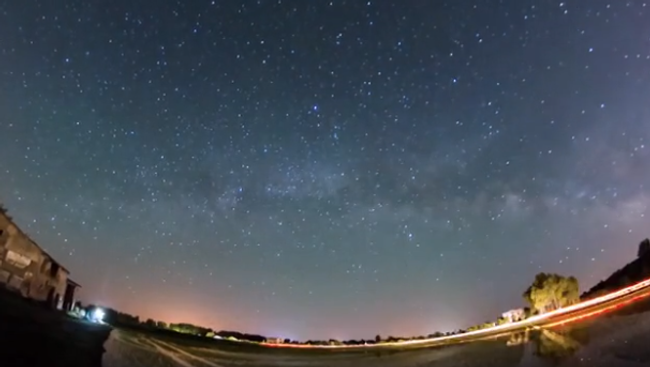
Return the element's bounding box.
[0,210,80,310]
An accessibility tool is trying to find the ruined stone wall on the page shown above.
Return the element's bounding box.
[0,212,66,305]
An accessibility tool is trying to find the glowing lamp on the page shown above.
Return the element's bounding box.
[92,308,105,322]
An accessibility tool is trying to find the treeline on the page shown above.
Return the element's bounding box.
[87,306,268,343]
[88,304,459,345]
[298,332,455,346]
[81,238,649,346]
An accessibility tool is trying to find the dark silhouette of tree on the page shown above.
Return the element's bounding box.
[157,321,167,329]
[375,334,381,343]
[102,307,141,326]
[638,239,650,258]
[583,239,650,300]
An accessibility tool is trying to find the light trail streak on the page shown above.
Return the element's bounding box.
[260,276,650,349]
[544,291,650,328]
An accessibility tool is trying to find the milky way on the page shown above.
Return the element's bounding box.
[1,1,649,340]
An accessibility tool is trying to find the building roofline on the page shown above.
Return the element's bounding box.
[1,211,71,273]
[66,278,82,288]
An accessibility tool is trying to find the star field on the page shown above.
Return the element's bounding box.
[1,1,649,340]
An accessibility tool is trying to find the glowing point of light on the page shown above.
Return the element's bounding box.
[92,308,105,322]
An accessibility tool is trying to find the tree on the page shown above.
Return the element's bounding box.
[638,239,650,258]
[523,273,579,313]
[144,318,156,327]
[375,334,382,343]
[563,276,580,305]
[157,321,167,329]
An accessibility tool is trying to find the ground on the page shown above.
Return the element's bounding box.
[0,288,111,367]
[3,286,650,367]
[101,311,650,367]
[102,329,524,367]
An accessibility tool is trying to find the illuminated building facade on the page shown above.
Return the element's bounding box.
[0,210,80,311]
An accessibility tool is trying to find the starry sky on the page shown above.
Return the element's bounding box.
[1,0,649,340]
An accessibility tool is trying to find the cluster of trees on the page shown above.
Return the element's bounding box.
[142,320,218,338]
[100,307,141,326]
[143,319,168,329]
[90,305,269,342]
[523,273,580,314]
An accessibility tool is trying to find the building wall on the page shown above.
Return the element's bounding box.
[0,212,68,306]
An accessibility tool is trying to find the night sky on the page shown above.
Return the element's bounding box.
[1,0,649,340]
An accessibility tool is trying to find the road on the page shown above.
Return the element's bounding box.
[101,282,650,367]
[394,278,650,349]
[100,278,650,367]
[450,282,650,345]
[263,277,650,350]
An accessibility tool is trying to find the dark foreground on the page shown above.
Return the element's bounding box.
[0,289,111,367]
[3,287,650,367]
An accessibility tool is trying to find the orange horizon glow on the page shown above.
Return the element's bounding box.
[259,275,650,349]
